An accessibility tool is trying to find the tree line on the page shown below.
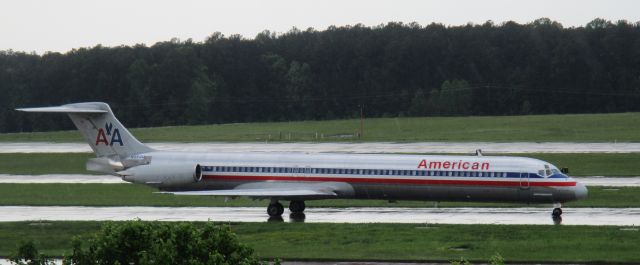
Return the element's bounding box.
[1,18,639,133]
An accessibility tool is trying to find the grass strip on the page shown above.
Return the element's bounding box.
[1,112,640,142]
[0,184,637,208]
[0,221,638,263]
[2,153,639,176]
[0,153,95,175]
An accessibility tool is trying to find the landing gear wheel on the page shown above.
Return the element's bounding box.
[552,207,562,217]
[267,202,284,217]
[289,200,306,213]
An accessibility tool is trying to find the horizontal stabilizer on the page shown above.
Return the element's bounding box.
[16,106,108,113]
[16,102,153,157]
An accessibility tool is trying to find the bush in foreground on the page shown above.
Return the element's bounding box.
[11,221,275,265]
[9,240,54,265]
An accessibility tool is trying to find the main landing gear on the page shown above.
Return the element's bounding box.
[289,200,306,213]
[266,200,306,217]
[267,201,284,217]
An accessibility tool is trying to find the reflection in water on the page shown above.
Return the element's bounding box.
[289,212,306,222]
[267,216,284,222]
[552,216,562,225]
[1,206,637,225]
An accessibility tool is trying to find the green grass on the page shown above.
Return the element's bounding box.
[513,153,640,176]
[1,222,638,263]
[0,183,636,208]
[2,112,640,142]
[2,152,639,176]
[0,153,95,175]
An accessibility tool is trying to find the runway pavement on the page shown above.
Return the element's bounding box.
[1,206,638,226]
[1,174,639,186]
[0,261,461,265]
[2,141,640,153]
[0,174,125,183]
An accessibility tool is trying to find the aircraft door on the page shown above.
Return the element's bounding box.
[519,172,530,189]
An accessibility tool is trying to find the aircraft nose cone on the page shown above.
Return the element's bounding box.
[574,182,588,200]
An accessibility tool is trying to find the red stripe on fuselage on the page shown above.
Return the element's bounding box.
[202,174,576,187]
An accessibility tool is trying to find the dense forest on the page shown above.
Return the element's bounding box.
[1,18,639,133]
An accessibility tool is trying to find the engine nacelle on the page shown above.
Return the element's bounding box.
[120,163,202,186]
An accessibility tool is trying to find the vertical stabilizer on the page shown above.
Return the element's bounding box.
[17,102,153,158]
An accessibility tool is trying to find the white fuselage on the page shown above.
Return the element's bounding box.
[129,151,587,204]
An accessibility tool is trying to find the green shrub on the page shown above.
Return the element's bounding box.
[9,240,54,265]
[61,221,274,265]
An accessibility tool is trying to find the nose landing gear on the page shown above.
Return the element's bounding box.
[551,202,563,217]
[551,203,563,225]
[552,207,563,217]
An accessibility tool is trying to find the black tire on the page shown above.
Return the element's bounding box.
[267,202,284,217]
[276,203,284,216]
[552,208,562,217]
[289,200,306,213]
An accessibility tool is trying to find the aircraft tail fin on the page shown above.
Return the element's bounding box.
[16,102,153,158]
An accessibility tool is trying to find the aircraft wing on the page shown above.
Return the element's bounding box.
[160,188,336,197]
[158,181,354,200]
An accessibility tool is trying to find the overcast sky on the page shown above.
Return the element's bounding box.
[2,0,639,54]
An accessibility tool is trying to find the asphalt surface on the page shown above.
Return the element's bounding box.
[0,261,588,265]
[1,206,638,226]
[2,174,638,186]
[2,141,640,153]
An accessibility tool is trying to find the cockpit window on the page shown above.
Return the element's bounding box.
[544,165,551,176]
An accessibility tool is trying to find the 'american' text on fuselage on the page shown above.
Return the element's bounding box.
[417,160,490,171]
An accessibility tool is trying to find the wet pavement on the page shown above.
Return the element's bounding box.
[0,174,125,183]
[1,206,638,226]
[0,260,591,265]
[1,174,639,186]
[2,142,640,153]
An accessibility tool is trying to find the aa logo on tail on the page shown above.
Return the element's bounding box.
[96,122,123,146]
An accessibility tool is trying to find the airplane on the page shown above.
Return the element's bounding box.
[17,102,587,218]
